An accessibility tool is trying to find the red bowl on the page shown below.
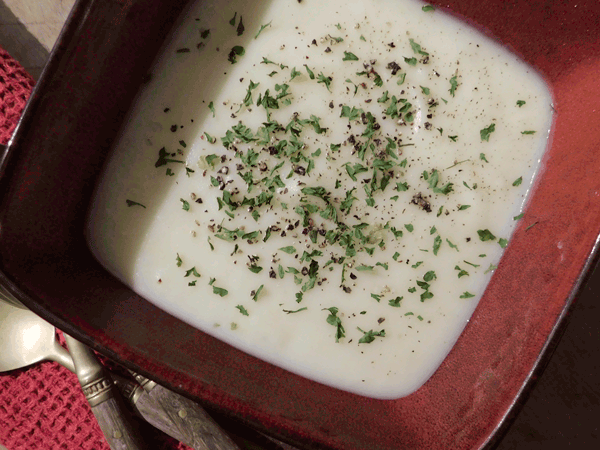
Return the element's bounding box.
[1,1,600,449]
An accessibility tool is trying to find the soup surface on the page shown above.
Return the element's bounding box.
[87,0,552,398]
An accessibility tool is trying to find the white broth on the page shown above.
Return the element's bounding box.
[86,0,552,398]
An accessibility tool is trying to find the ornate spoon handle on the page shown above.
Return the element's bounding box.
[132,372,240,450]
[64,335,150,450]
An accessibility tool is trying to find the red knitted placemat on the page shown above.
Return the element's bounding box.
[0,47,34,145]
[0,46,189,450]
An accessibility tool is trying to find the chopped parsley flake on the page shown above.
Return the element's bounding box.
[213,286,228,297]
[480,123,496,142]
[236,15,244,36]
[184,267,201,278]
[477,229,497,241]
[324,307,345,342]
[449,74,458,97]
[304,64,315,79]
[388,296,403,307]
[236,305,249,316]
[252,285,264,301]
[433,235,442,255]
[409,39,428,56]
[284,307,307,314]
[155,147,183,168]
[446,239,459,251]
[126,200,146,208]
[455,266,469,278]
[403,57,417,66]
[227,45,245,64]
[485,264,498,274]
[526,221,539,231]
[357,327,386,344]
[255,21,272,39]
[317,72,332,91]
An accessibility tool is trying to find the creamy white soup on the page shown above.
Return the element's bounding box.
[87,0,553,398]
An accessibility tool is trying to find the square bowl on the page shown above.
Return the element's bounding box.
[1,0,600,448]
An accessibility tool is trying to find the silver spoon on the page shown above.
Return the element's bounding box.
[0,291,240,449]
[0,291,75,372]
[0,295,149,450]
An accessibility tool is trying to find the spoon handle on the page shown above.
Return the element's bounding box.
[64,335,150,450]
[132,372,240,450]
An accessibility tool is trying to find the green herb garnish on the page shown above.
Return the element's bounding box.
[343,51,359,61]
[227,46,245,64]
[324,307,345,342]
[236,305,249,316]
[449,74,458,97]
[477,229,496,241]
[403,57,417,66]
[126,200,146,208]
[155,147,183,167]
[284,307,308,314]
[317,72,332,91]
[252,285,264,301]
[388,296,403,307]
[255,21,272,39]
[480,123,496,141]
[184,267,201,278]
[357,327,385,344]
[409,39,429,56]
[213,286,228,297]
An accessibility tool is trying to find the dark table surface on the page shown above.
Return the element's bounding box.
[496,261,600,450]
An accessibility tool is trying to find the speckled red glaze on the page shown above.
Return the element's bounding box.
[1,1,599,449]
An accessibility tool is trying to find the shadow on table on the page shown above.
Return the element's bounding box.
[0,1,49,80]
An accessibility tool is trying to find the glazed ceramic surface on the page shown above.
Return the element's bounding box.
[1,1,599,449]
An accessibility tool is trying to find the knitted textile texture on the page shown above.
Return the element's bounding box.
[0,47,34,145]
[0,46,190,450]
